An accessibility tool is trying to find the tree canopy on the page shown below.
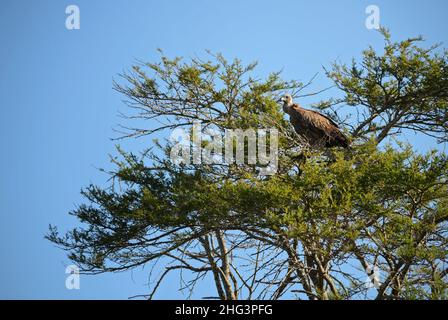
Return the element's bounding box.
[47,29,448,300]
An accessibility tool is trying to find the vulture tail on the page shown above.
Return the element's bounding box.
[327,131,350,149]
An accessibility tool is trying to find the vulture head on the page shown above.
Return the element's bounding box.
[279,93,294,113]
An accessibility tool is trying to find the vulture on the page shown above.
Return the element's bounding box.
[280,94,349,148]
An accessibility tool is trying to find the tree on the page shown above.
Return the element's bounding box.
[47,30,448,300]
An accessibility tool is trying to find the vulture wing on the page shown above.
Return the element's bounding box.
[289,104,349,148]
[309,110,340,128]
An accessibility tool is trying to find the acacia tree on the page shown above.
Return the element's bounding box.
[47,30,448,300]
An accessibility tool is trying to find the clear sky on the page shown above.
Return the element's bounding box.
[0,0,447,299]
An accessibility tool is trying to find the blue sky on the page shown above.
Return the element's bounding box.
[0,0,447,299]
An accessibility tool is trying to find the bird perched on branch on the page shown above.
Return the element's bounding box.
[280,94,349,148]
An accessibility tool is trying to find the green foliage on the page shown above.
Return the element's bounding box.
[47,33,448,300]
[325,27,448,143]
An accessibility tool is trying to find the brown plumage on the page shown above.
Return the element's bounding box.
[280,94,349,148]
